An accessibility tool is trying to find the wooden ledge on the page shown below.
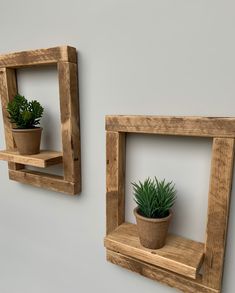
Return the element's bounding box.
[0,150,63,168]
[104,223,204,280]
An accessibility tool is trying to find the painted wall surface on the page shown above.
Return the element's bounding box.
[0,1,235,292]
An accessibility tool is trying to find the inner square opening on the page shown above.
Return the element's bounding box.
[125,133,212,243]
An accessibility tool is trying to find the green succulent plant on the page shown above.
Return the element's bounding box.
[7,94,44,129]
[132,177,176,219]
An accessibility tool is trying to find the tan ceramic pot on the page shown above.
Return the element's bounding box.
[134,207,172,249]
[12,128,42,155]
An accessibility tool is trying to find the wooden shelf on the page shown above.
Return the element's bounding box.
[0,46,81,195]
[105,223,204,280]
[0,150,63,168]
[105,115,235,292]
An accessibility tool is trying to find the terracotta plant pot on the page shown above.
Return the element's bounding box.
[12,127,42,155]
[134,207,172,249]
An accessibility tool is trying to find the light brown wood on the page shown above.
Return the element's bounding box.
[0,150,62,168]
[105,115,235,292]
[0,46,81,195]
[106,131,126,234]
[9,169,78,195]
[58,61,81,191]
[0,67,24,170]
[105,223,204,280]
[0,46,77,68]
[202,138,235,290]
[107,250,219,293]
[106,115,235,138]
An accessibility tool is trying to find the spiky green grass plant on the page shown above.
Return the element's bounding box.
[132,177,176,218]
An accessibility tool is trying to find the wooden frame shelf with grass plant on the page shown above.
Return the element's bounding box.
[0,46,81,195]
[104,115,235,293]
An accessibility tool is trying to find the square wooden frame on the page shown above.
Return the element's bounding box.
[104,115,235,293]
[0,46,81,195]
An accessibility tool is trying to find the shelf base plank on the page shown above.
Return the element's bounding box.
[104,223,204,280]
[9,169,78,195]
[107,250,219,293]
[0,150,63,168]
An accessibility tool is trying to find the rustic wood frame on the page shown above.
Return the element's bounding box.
[104,115,235,293]
[0,46,81,195]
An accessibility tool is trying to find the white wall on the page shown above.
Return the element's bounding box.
[0,0,235,292]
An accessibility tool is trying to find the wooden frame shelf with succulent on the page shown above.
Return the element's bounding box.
[0,46,81,195]
[104,115,235,293]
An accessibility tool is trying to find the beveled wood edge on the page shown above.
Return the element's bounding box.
[0,46,77,68]
[9,169,80,195]
[106,249,220,293]
[105,115,235,138]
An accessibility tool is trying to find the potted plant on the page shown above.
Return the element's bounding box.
[132,177,176,249]
[7,94,44,155]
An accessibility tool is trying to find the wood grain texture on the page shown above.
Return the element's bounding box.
[105,116,235,291]
[0,150,62,168]
[0,68,24,170]
[0,46,77,68]
[106,131,126,234]
[106,115,235,138]
[58,61,81,192]
[107,250,219,293]
[0,46,81,195]
[9,169,78,195]
[105,223,204,280]
[203,138,235,290]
